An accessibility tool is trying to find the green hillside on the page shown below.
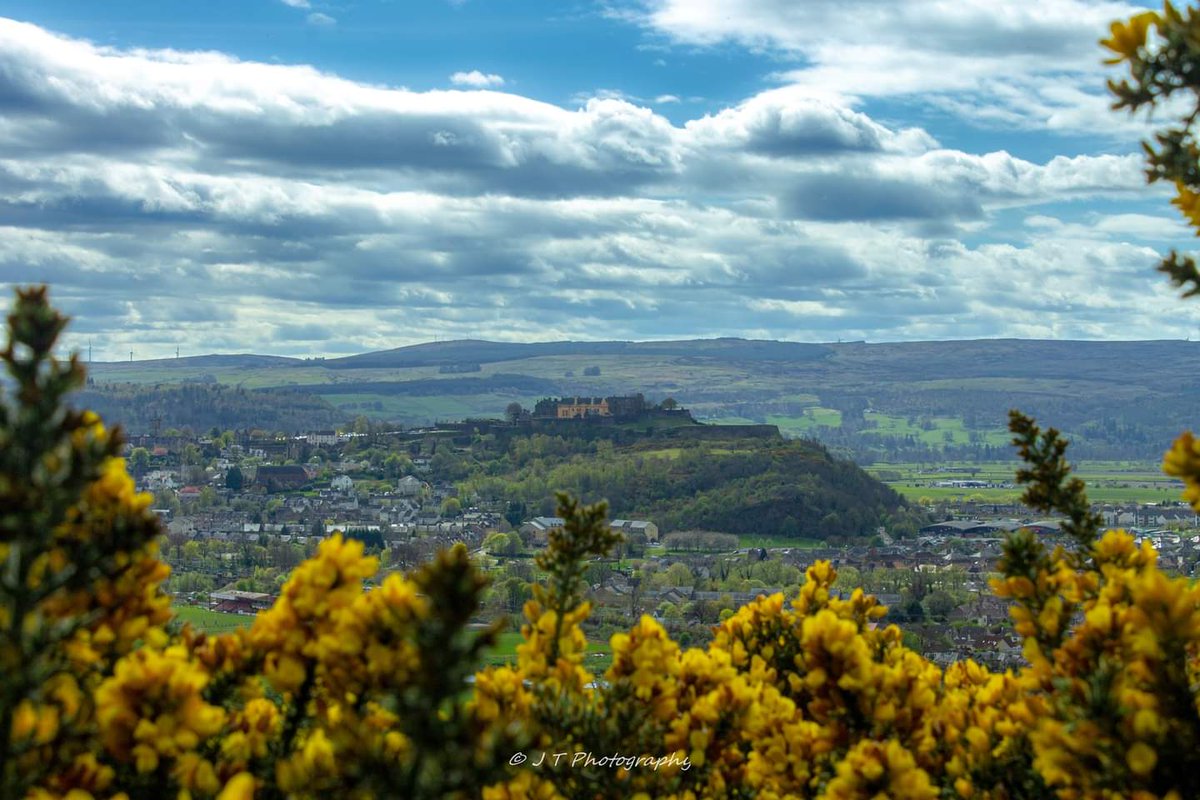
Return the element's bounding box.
[82,337,1200,459]
[455,431,923,541]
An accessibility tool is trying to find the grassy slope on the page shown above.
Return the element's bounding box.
[173,606,252,633]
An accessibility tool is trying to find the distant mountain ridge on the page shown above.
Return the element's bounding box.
[92,353,301,368]
[84,337,1200,459]
[94,336,1199,376]
[322,337,834,369]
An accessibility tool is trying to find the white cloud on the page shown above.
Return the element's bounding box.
[634,0,1149,135]
[684,86,938,155]
[450,70,505,88]
[0,16,1191,357]
[280,0,311,8]
[654,94,680,103]
[306,12,335,26]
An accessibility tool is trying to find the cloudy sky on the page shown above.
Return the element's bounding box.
[0,0,1193,359]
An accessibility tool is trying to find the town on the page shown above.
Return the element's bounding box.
[131,395,1200,671]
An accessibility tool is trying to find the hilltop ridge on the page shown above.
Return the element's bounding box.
[82,337,1200,459]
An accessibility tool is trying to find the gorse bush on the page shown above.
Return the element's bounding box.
[7,9,1200,796]
[0,288,516,800]
[4,290,1200,800]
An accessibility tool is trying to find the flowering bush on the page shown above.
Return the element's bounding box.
[1,288,515,800]
[4,285,1200,799]
[5,9,1200,799]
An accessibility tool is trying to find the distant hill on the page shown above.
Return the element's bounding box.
[82,337,1200,459]
[324,338,832,369]
[92,354,301,369]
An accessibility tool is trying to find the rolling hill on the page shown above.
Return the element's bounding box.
[83,337,1200,459]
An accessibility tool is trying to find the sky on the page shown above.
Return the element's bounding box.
[0,0,1195,360]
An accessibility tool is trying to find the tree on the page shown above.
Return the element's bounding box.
[181,442,201,466]
[483,531,520,556]
[503,499,527,529]
[660,396,679,410]
[505,402,524,424]
[924,590,956,622]
[225,465,244,491]
[197,485,218,509]
[440,496,462,518]
[382,452,411,479]
[128,446,150,477]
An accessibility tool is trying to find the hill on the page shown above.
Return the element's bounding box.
[452,429,919,540]
[83,337,1200,459]
[324,337,832,369]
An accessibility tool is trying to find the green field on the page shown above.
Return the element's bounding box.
[483,631,612,668]
[738,535,824,549]
[173,606,253,633]
[870,460,1187,506]
[860,412,1011,447]
[715,408,1013,447]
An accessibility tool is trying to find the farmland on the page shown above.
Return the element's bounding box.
[867,460,1188,506]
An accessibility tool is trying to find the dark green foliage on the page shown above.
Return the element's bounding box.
[342,527,384,551]
[503,500,526,529]
[1158,251,1200,299]
[462,434,919,540]
[77,383,340,433]
[225,465,244,491]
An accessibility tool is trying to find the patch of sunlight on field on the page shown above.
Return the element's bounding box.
[173,606,252,632]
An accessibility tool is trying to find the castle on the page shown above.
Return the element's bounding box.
[533,394,651,420]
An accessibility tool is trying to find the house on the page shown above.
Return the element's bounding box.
[210,590,274,614]
[254,465,309,491]
[307,430,339,447]
[520,516,566,542]
[610,519,660,542]
[331,475,354,493]
[396,475,425,498]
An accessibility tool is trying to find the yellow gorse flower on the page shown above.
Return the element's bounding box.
[1101,10,1160,63]
[8,288,1200,799]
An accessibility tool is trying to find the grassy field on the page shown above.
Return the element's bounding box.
[482,631,612,668]
[713,408,1012,448]
[173,606,252,633]
[738,535,825,549]
[766,408,842,436]
[860,412,1011,447]
[870,460,1186,506]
